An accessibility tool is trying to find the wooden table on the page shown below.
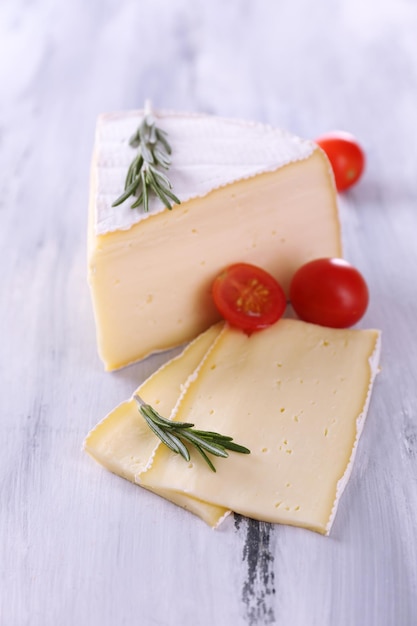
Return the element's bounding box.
[2,1,417,624]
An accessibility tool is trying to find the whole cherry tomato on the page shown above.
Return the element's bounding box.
[289,258,369,328]
[212,263,286,333]
[315,132,365,191]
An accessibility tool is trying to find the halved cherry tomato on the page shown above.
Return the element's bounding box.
[315,132,365,191]
[212,263,286,333]
[289,258,369,328]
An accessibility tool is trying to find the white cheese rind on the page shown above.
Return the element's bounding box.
[94,110,316,235]
[325,331,382,534]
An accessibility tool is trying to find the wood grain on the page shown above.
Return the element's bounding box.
[1,0,417,624]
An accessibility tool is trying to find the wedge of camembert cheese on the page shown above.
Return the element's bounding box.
[88,110,342,370]
[84,319,381,535]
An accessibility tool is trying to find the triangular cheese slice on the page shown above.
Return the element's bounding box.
[84,323,229,527]
[138,319,381,535]
[88,111,342,369]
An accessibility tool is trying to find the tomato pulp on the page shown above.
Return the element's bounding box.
[212,263,287,333]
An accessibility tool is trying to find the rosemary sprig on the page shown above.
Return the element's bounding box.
[112,101,180,211]
[134,394,250,472]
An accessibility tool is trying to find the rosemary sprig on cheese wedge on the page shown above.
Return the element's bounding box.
[112,100,180,211]
[134,394,250,472]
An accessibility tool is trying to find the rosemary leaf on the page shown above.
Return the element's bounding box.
[218,441,251,454]
[155,128,172,154]
[165,432,191,462]
[149,123,157,144]
[179,430,229,458]
[192,430,250,454]
[191,430,234,441]
[144,407,194,431]
[124,160,136,188]
[140,411,181,455]
[134,397,194,430]
[141,141,154,165]
[132,154,144,178]
[130,192,143,209]
[141,169,149,212]
[139,405,190,458]
[149,180,176,210]
[193,445,217,473]
[159,185,181,205]
[112,178,142,207]
[147,169,181,205]
[148,165,172,189]
[153,148,171,168]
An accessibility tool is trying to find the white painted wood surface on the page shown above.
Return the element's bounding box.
[1,0,417,624]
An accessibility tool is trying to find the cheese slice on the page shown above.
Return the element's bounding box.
[88,110,342,370]
[138,319,381,535]
[84,323,229,527]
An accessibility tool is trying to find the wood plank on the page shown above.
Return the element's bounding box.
[1,0,416,624]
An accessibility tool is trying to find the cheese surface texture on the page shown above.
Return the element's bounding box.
[138,319,381,535]
[84,323,229,527]
[88,111,342,370]
[85,318,381,534]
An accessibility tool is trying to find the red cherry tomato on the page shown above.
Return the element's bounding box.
[315,132,365,191]
[289,258,369,328]
[212,263,286,333]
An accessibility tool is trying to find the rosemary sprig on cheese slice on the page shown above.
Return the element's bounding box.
[134,394,250,472]
[112,100,180,211]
